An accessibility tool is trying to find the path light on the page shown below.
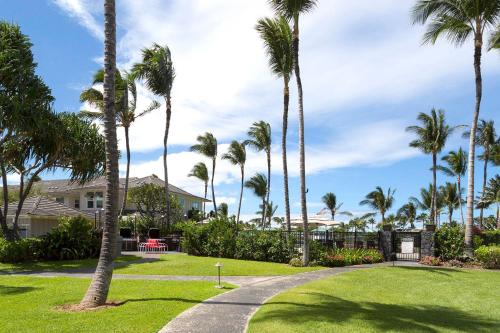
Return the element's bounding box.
[215,262,223,289]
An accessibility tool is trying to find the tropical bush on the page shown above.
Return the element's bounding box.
[435,226,464,260]
[321,248,383,267]
[420,255,441,266]
[474,246,500,269]
[0,237,42,263]
[289,257,303,267]
[474,230,500,248]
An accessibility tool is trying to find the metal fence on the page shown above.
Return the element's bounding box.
[263,231,381,250]
[392,231,421,261]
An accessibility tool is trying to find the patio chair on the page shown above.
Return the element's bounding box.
[139,239,167,253]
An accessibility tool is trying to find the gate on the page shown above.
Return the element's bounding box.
[392,231,421,261]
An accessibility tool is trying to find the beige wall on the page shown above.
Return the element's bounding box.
[7,216,60,238]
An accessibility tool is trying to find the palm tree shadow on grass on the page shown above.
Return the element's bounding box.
[0,285,38,295]
[393,266,469,277]
[253,292,498,333]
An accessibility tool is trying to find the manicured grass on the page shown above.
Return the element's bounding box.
[0,255,141,273]
[248,267,500,333]
[115,254,325,276]
[0,275,233,333]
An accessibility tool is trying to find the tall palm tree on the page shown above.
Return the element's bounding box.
[190,133,218,213]
[221,140,246,223]
[188,162,209,218]
[440,182,461,225]
[406,108,454,224]
[438,148,467,224]
[478,175,499,228]
[321,192,343,220]
[269,0,317,266]
[256,201,279,229]
[359,186,396,224]
[256,16,293,232]
[245,121,272,224]
[245,173,268,226]
[397,202,417,229]
[80,70,160,216]
[464,120,497,228]
[411,184,445,225]
[411,0,500,249]
[80,0,118,308]
[132,44,175,227]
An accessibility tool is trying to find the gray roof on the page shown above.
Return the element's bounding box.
[2,196,94,219]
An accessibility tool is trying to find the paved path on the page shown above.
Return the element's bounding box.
[158,264,385,333]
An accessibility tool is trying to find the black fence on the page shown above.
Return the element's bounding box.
[265,231,381,250]
[392,231,421,261]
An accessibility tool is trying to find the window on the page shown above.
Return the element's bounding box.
[96,192,103,209]
[179,198,185,209]
[55,197,64,204]
[192,201,200,210]
[74,199,80,209]
[19,225,29,238]
[86,192,94,209]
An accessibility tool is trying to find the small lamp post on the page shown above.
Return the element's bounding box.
[214,262,223,289]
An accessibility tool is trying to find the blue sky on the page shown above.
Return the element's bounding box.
[3,0,499,222]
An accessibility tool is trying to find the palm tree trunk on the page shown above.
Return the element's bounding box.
[203,181,207,219]
[479,154,488,229]
[80,0,118,308]
[465,36,482,250]
[163,96,172,230]
[261,197,266,229]
[332,210,335,221]
[120,125,131,216]
[211,157,217,213]
[266,150,271,225]
[496,204,499,229]
[293,16,309,266]
[449,207,452,225]
[457,176,464,225]
[431,153,437,224]
[237,167,244,223]
[282,78,291,232]
[0,160,10,240]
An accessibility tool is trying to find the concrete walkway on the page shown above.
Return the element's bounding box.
[158,264,384,333]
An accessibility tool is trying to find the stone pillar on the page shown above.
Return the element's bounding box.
[420,231,435,258]
[379,231,393,261]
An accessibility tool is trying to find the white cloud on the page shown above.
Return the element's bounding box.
[52,0,104,40]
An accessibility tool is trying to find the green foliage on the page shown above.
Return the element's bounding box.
[420,255,441,266]
[0,237,41,263]
[475,246,500,269]
[435,225,465,260]
[474,229,500,249]
[288,257,302,267]
[321,248,383,267]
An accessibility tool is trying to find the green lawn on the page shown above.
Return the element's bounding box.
[0,275,233,333]
[248,267,500,333]
[0,255,141,273]
[115,254,324,276]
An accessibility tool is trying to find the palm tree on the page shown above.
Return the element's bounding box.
[464,120,497,228]
[321,192,343,220]
[190,133,218,212]
[411,0,500,249]
[188,162,209,218]
[269,0,317,266]
[221,141,246,223]
[244,173,268,226]
[132,44,175,227]
[359,186,396,224]
[80,70,160,216]
[406,108,454,224]
[80,0,118,308]
[256,201,279,229]
[256,16,293,232]
[397,202,417,229]
[478,175,499,228]
[245,121,272,224]
[411,184,445,225]
[438,148,467,224]
[440,182,461,225]
[218,202,228,217]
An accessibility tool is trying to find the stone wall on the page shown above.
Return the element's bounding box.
[379,231,393,261]
[420,231,435,257]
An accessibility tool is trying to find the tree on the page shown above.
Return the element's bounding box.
[244,173,268,226]
[440,182,461,225]
[80,69,160,216]
[478,175,499,228]
[245,121,272,225]
[132,44,175,227]
[256,201,279,229]
[269,0,317,266]
[256,16,293,232]
[464,120,497,228]
[188,162,209,217]
[129,183,183,225]
[217,202,229,217]
[321,192,344,220]
[411,0,500,250]
[190,133,218,212]
[410,184,445,225]
[80,0,119,308]
[438,148,467,224]
[360,186,396,224]
[221,141,246,223]
[406,108,454,224]
[397,202,417,229]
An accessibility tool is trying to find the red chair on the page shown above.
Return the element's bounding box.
[139,239,167,253]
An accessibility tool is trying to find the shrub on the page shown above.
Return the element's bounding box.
[0,237,42,263]
[474,246,500,269]
[289,257,302,267]
[322,248,383,267]
[476,230,500,248]
[420,255,440,266]
[435,226,464,260]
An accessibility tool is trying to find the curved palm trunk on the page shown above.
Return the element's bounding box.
[431,153,437,224]
[237,166,244,223]
[80,0,118,308]
[163,96,172,230]
[0,161,10,239]
[120,125,131,216]
[465,37,482,250]
[457,176,464,225]
[479,154,488,229]
[282,79,291,232]
[211,157,217,213]
[266,150,271,225]
[293,17,309,266]
[203,181,207,219]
